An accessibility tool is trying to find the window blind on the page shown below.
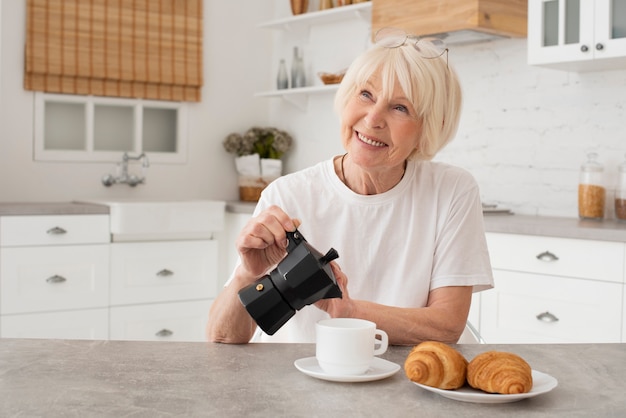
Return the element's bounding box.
[25,0,203,102]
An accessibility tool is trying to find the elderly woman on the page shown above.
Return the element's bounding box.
[207,28,493,345]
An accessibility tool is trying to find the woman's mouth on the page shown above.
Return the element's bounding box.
[357,132,386,147]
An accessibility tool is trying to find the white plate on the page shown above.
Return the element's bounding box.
[294,357,400,382]
[413,370,558,403]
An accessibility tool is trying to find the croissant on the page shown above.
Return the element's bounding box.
[467,351,533,394]
[404,341,468,390]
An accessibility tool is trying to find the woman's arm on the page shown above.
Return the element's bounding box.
[316,264,472,345]
[206,206,300,343]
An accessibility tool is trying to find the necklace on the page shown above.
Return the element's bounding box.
[340,153,348,187]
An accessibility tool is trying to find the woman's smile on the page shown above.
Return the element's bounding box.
[356,131,387,148]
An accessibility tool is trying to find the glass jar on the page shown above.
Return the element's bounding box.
[578,152,605,220]
[615,154,626,221]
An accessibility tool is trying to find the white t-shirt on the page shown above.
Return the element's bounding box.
[234,158,494,343]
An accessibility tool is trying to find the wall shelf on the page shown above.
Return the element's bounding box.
[254,84,339,110]
[257,2,371,31]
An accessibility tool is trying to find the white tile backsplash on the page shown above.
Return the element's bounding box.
[437,38,626,218]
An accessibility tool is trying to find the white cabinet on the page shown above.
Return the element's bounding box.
[110,300,212,342]
[480,233,625,343]
[108,240,218,342]
[528,0,626,71]
[0,215,110,339]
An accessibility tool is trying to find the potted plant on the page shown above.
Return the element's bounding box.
[223,127,293,202]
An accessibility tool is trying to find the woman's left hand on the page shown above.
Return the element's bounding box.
[315,262,355,317]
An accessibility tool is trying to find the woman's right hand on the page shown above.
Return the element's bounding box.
[235,205,301,280]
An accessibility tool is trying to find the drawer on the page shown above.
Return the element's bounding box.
[0,215,110,247]
[480,271,623,343]
[0,245,110,314]
[110,240,218,305]
[109,300,212,342]
[0,308,109,340]
[486,233,624,283]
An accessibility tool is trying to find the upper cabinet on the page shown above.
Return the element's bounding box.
[528,0,626,71]
[372,0,528,44]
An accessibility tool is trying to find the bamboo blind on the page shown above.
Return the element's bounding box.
[25,0,203,102]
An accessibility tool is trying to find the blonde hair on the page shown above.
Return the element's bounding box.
[334,40,462,160]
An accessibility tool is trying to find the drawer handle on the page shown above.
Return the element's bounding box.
[536,311,559,323]
[46,274,67,284]
[156,269,174,277]
[46,226,67,235]
[155,329,174,337]
[536,251,559,262]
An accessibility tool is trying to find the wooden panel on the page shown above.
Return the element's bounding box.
[372,0,527,39]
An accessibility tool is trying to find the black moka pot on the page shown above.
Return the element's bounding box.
[238,229,342,335]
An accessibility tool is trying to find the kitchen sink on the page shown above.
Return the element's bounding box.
[77,199,225,241]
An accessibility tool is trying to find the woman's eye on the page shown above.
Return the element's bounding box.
[393,104,409,114]
[359,90,373,101]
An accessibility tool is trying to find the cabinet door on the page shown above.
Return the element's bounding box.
[481,270,622,343]
[0,245,110,314]
[110,240,218,306]
[0,215,110,247]
[594,0,626,59]
[1,308,109,340]
[109,300,212,342]
[486,233,624,284]
[528,0,595,65]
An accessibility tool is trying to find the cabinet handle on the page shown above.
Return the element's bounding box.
[595,43,604,51]
[46,226,67,235]
[156,269,174,277]
[536,251,559,262]
[155,329,174,337]
[580,44,589,52]
[46,274,67,284]
[536,311,559,323]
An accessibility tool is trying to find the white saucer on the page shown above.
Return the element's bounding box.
[294,357,401,382]
[413,370,558,404]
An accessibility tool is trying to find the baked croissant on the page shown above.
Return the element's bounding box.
[404,341,468,390]
[467,351,533,394]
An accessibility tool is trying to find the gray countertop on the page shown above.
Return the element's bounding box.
[226,200,626,243]
[0,339,624,417]
[0,202,109,216]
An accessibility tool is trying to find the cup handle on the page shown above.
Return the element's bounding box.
[373,329,388,355]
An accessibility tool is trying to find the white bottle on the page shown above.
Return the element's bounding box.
[291,47,306,88]
[277,59,288,90]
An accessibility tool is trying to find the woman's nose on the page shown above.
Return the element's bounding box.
[364,105,386,129]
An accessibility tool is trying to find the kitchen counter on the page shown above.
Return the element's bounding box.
[483,214,626,242]
[0,339,624,417]
[0,202,109,216]
[226,200,626,243]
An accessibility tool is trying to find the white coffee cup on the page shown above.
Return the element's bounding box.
[315,318,388,376]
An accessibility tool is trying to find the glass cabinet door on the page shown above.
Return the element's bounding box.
[595,0,626,59]
[527,0,626,69]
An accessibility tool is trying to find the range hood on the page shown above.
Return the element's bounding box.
[372,0,527,44]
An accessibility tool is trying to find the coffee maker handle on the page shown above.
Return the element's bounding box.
[285,229,307,253]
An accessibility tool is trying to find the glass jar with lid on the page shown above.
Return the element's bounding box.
[615,154,626,221]
[578,152,605,220]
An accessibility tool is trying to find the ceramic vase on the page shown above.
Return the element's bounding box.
[290,0,309,15]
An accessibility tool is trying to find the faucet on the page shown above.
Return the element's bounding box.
[102,152,150,187]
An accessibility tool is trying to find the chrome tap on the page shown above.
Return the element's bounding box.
[102,152,150,187]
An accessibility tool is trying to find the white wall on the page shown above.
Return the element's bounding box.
[0,1,273,203]
[266,2,626,219]
[2,1,626,219]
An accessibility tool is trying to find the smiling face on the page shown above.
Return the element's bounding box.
[340,74,423,173]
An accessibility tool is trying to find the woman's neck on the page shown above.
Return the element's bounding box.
[337,153,407,195]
